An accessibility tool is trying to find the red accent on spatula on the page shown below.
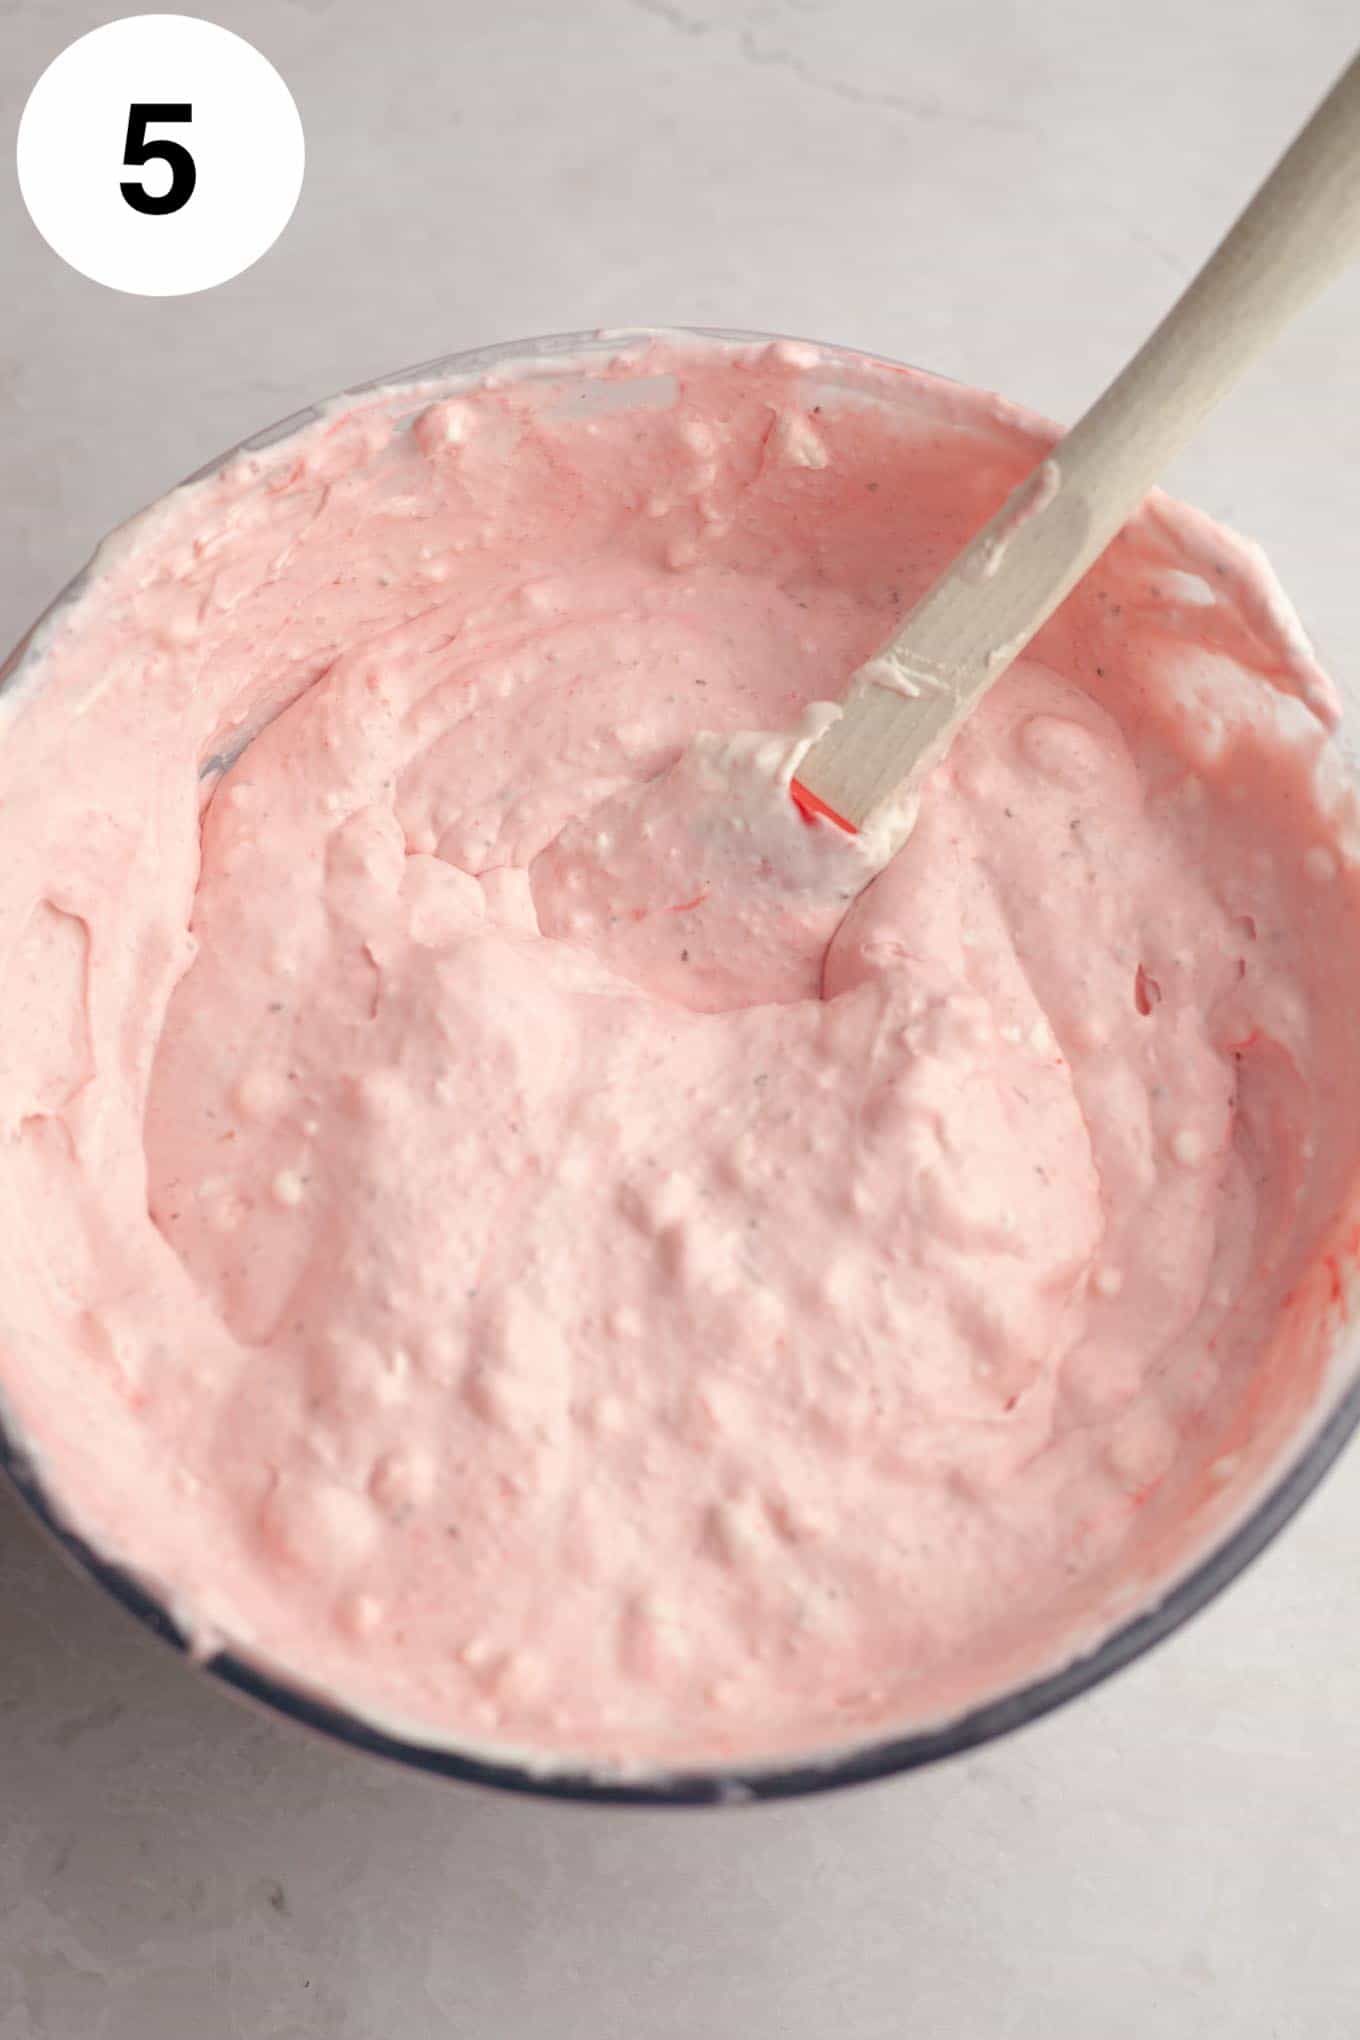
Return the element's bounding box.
[790,778,857,834]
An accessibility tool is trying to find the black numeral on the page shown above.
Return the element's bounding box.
[121,103,196,216]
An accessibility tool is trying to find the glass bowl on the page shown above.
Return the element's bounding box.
[2,327,1358,1806]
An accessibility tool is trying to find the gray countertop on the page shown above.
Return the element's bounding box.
[2,2,1359,2033]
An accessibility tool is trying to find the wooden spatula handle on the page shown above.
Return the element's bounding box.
[796,50,1360,831]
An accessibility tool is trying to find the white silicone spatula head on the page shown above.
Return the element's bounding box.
[792,49,1360,835]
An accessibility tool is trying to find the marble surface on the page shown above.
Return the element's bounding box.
[2,1,1359,2033]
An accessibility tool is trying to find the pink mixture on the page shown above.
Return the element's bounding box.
[2,336,1359,1774]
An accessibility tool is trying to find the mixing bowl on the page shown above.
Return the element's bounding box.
[2,328,1358,1804]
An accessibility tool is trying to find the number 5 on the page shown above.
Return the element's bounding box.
[121,103,196,216]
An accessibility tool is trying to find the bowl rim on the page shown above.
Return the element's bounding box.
[3,323,1359,1807]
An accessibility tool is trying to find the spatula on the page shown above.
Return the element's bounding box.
[792,49,1360,835]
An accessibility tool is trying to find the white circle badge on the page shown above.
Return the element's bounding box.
[16,14,305,297]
